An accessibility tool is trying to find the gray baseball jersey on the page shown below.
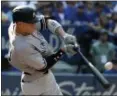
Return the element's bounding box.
[10,31,54,80]
[8,17,63,95]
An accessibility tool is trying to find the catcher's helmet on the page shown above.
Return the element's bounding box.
[12,5,39,23]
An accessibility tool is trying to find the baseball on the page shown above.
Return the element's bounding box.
[104,62,113,70]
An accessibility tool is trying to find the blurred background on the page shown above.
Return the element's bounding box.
[1,1,117,95]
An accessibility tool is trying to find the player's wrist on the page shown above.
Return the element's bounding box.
[39,49,65,72]
[62,33,68,39]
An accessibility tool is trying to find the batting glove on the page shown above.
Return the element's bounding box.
[62,33,79,55]
[63,33,77,45]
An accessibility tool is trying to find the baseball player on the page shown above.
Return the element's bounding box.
[8,5,78,95]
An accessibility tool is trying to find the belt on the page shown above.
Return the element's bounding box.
[24,72,31,75]
[23,70,48,75]
[22,71,48,83]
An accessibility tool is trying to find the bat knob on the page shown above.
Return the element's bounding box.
[73,44,80,52]
[104,83,111,89]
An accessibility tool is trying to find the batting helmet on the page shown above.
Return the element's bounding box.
[12,5,39,23]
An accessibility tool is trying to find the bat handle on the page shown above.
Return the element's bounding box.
[73,45,80,52]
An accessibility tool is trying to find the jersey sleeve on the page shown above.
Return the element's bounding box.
[36,15,62,34]
[17,44,47,70]
[36,15,47,31]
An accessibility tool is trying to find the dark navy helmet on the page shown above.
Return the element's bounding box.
[12,5,39,23]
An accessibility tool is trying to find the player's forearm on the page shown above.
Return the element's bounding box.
[47,19,67,38]
[55,27,67,38]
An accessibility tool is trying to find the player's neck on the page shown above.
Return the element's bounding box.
[16,29,31,36]
[16,27,35,36]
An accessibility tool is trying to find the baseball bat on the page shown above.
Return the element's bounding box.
[74,46,111,89]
